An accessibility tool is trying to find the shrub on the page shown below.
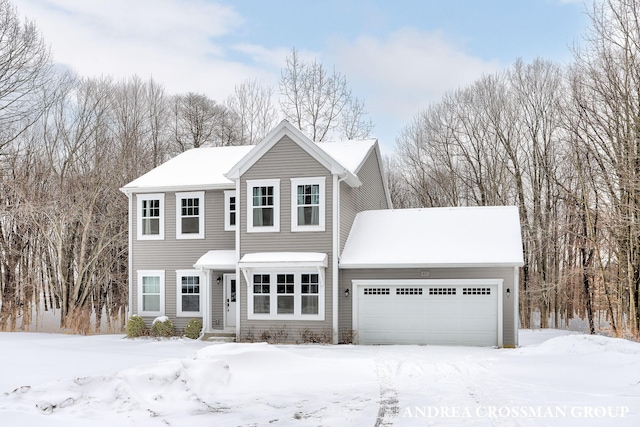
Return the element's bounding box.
[185,318,203,339]
[240,327,256,343]
[150,316,175,337]
[339,329,358,344]
[299,328,333,344]
[125,315,147,338]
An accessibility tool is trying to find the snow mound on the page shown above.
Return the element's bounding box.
[3,357,230,418]
[534,334,640,355]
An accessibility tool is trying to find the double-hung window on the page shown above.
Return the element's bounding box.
[138,270,165,316]
[137,194,164,240]
[176,270,204,316]
[224,190,236,231]
[291,177,325,231]
[248,272,324,320]
[247,179,280,232]
[176,191,204,239]
[253,274,271,314]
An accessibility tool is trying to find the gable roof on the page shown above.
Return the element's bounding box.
[340,206,524,269]
[225,120,363,187]
[120,145,254,193]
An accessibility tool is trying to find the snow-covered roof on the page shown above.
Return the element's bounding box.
[317,139,376,174]
[120,121,381,194]
[193,250,237,270]
[239,252,328,268]
[340,206,524,268]
[121,145,254,193]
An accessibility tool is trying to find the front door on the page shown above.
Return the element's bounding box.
[225,274,237,328]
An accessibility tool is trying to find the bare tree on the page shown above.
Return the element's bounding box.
[0,0,54,152]
[280,48,370,141]
[226,78,279,144]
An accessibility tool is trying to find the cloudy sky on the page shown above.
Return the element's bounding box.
[15,0,590,152]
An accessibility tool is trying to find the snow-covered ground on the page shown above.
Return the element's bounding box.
[0,329,638,426]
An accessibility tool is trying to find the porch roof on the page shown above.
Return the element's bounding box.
[193,250,237,270]
[238,252,328,269]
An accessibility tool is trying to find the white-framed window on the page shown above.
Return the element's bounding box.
[137,194,164,240]
[291,177,326,232]
[224,190,237,231]
[247,179,280,232]
[176,191,204,239]
[247,271,324,320]
[137,270,165,316]
[176,270,204,317]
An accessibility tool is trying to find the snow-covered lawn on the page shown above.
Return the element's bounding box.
[0,330,638,426]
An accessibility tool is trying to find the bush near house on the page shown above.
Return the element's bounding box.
[125,315,148,338]
[184,319,203,339]
[150,316,175,337]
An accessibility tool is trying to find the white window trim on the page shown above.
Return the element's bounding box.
[224,190,237,231]
[137,270,165,317]
[246,270,325,321]
[175,191,205,239]
[176,269,205,317]
[247,179,280,233]
[137,193,165,240]
[290,177,326,232]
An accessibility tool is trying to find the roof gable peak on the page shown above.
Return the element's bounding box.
[225,120,361,186]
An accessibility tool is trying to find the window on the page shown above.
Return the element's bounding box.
[248,272,324,320]
[176,270,204,316]
[176,191,204,239]
[137,270,165,316]
[224,190,236,231]
[277,274,295,314]
[253,274,271,314]
[291,177,325,232]
[137,194,164,240]
[247,179,280,232]
[301,273,319,315]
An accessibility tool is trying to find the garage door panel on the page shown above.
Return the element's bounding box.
[357,283,499,346]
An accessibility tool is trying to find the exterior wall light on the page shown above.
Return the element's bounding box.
[506,288,511,298]
[216,276,222,285]
[345,288,350,298]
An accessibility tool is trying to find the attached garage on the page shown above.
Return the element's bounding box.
[339,206,524,347]
[354,280,502,346]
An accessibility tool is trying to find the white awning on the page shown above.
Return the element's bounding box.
[193,250,237,270]
[238,252,328,269]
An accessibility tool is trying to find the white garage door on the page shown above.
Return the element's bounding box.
[357,282,500,346]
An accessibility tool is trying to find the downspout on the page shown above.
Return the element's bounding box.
[514,266,520,347]
[127,192,133,319]
[235,178,241,341]
[333,174,348,343]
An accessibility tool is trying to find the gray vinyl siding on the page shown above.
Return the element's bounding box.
[339,267,517,347]
[340,145,390,252]
[239,136,334,338]
[131,189,234,331]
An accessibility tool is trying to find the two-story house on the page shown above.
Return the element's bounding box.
[121,120,523,347]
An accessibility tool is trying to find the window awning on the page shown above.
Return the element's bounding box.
[193,250,237,270]
[238,252,328,269]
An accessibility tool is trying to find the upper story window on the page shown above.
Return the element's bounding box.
[137,193,164,240]
[224,190,236,231]
[176,191,204,239]
[137,270,165,316]
[291,177,326,232]
[247,179,280,233]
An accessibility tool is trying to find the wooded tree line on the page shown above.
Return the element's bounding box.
[392,0,640,338]
[0,0,372,332]
[3,0,640,338]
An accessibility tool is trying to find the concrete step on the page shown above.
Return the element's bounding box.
[201,332,236,342]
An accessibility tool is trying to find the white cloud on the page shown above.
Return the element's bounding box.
[15,0,264,98]
[330,28,501,121]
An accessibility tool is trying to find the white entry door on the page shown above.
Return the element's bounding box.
[225,275,237,327]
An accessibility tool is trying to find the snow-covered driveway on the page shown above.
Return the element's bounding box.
[0,330,638,426]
